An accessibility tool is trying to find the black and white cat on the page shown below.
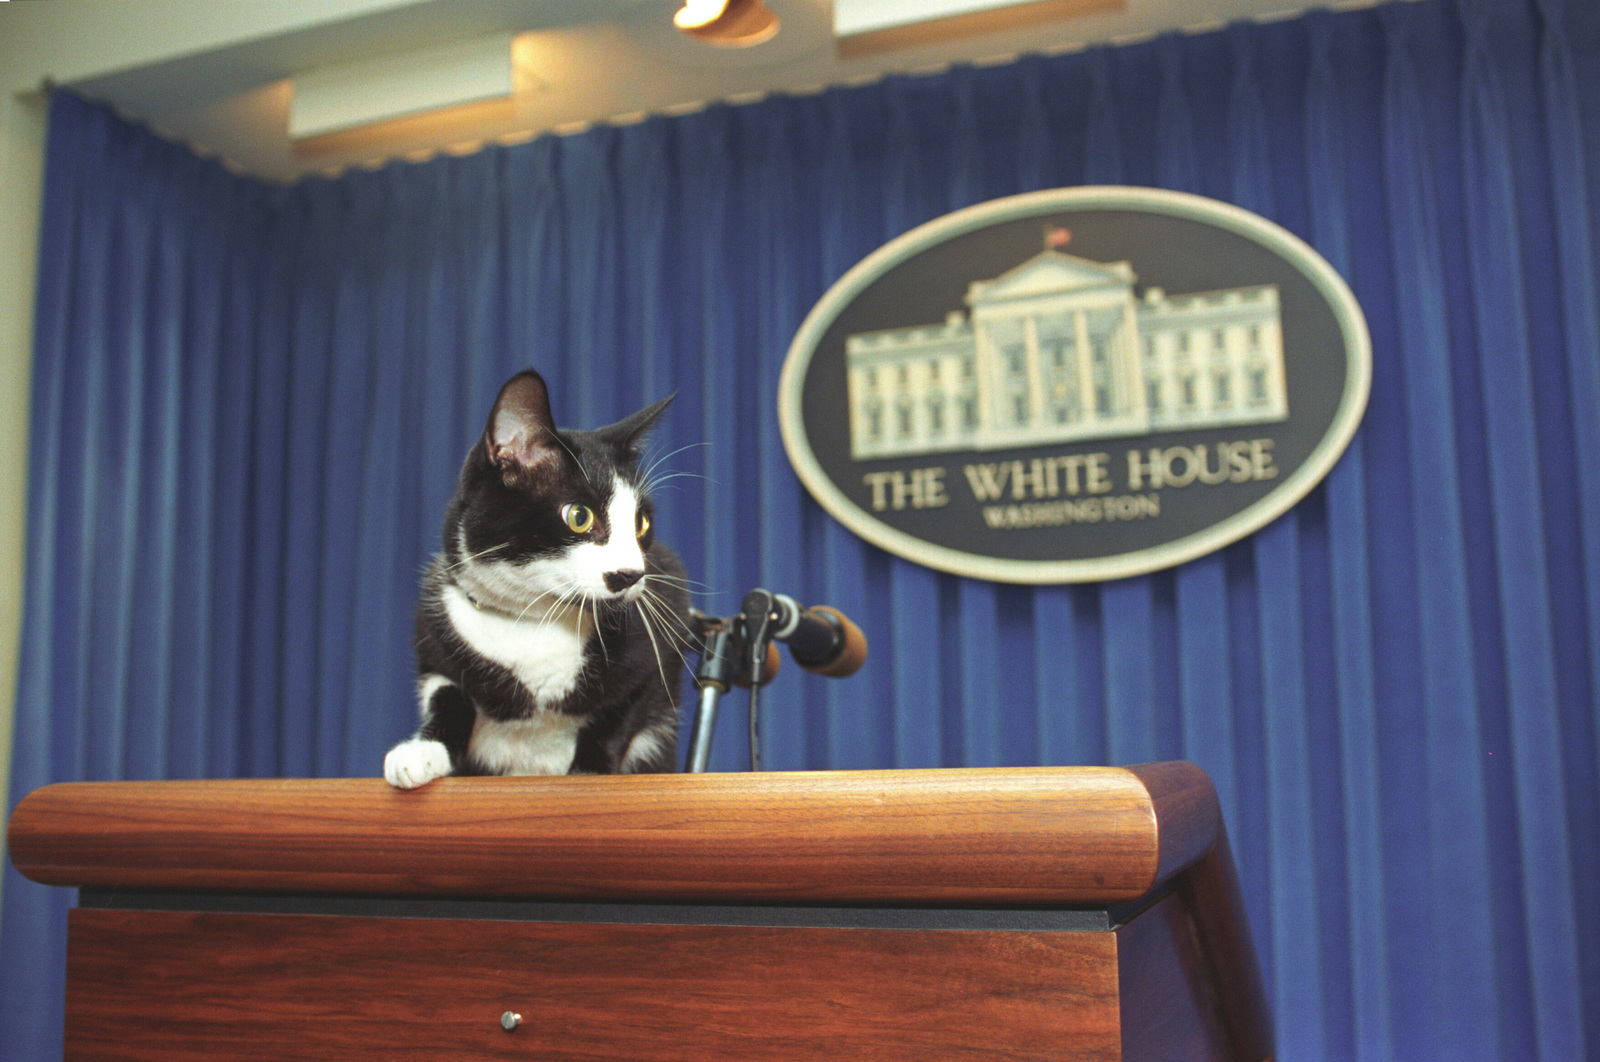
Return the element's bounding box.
[383,369,692,788]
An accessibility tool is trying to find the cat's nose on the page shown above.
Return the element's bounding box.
[604,569,644,593]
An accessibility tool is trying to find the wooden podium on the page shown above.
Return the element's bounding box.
[9,763,1271,1061]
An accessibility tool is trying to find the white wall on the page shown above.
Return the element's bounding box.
[0,84,44,861]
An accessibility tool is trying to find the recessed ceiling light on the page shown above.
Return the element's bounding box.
[834,0,1123,56]
[673,0,781,48]
[289,34,515,141]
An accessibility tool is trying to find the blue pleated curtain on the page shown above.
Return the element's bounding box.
[4,0,1598,1058]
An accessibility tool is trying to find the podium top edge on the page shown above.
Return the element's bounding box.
[9,763,1219,907]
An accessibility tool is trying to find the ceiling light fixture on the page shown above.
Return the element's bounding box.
[289,34,516,141]
[833,0,1123,57]
[673,0,781,48]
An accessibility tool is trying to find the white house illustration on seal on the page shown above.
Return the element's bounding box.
[845,246,1289,459]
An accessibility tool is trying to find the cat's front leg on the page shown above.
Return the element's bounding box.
[384,738,452,789]
[384,674,473,789]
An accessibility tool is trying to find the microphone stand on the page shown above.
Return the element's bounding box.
[685,591,864,773]
[684,610,745,774]
[684,599,776,774]
[740,591,776,773]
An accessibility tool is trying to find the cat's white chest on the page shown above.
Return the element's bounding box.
[442,586,588,706]
[469,712,582,776]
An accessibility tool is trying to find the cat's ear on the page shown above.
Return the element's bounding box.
[483,370,566,486]
[602,393,675,455]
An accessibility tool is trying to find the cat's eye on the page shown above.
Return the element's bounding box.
[635,510,651,540]
[562,503,596,535]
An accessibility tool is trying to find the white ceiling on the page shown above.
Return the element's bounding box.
[45,0,1368,182]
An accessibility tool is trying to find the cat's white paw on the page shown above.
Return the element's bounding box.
[384,738,452,789]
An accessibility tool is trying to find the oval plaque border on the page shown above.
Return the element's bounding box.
[778,186,1371,585]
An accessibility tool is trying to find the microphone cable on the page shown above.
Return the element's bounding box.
[741,592,776,772]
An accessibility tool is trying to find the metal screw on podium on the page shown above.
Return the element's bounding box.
[501,1012,522,1033]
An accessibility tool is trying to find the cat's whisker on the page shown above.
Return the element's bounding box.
[633,591,694,703]
[640,475,709,501]
[641,470,708,490]
[589,598,610,664]
[511,579,581,627]
[637,608,676,704]
[514,596,548,625]
[634,469,712,499]
[549,431,592,486]
[635,588,696,661]
[640,441,709,484]
[438,540,511,576]
[642,583,695,642]
[510,585,555,624]
[527,582,585,627]
[647,570,707,588]
[645,572,715,596]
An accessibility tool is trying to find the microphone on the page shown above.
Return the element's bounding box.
[686,591,869,773]
[689,608,780,688]
[741,590,868,678]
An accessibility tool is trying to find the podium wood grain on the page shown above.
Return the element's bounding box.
[11,764,1271,1061]
[67,909,1132,1061]
[10,766,1216,905]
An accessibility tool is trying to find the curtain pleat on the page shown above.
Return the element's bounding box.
[243,197,287,777]
[1380,3,1507,1052]
[1015,57,1052,192]
[1455,0,1585,1055]
[1226,22,1332,1044]
[816,92,891,770]
[199,174,252,779]
[948,69,1006,769]
[5,2,1599,1059]
[1304,14,1390,1059]
[882,83,948,768]
[1531,0,1600,1042]
[167,156,221,781]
